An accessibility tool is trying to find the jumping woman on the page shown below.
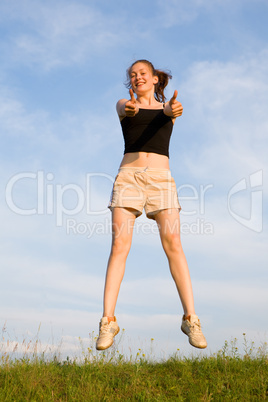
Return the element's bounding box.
[96,59,207,350]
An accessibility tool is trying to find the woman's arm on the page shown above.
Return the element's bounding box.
[164,90,183,120]
[116,89,139,119]
[116,98,128,118]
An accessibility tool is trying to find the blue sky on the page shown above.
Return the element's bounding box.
[1,0,267,359]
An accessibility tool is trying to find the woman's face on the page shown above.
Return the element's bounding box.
[129,62,158,95]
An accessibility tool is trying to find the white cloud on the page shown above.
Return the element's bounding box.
[2,305,267,361]
[156,0,268,29]
[0,0,125,70]
[0,0,132,71]
[169,50,268,188]
[155,0,199,27]
[0,79,119,174]
[194,279,268,310]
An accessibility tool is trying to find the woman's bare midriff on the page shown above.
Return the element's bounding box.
[120,152,170,169]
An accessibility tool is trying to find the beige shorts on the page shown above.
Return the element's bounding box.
[108,166,181,219]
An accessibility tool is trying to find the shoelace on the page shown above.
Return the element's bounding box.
[100,324,110,333]
[191,320,202,333]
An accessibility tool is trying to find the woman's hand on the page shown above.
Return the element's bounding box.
[164,90,183,118]
[124,89,139,117]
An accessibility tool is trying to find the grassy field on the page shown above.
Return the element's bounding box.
[1,331,267,401]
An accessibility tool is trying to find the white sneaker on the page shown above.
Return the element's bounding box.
[96,317,120,351]
[181,314,207,349]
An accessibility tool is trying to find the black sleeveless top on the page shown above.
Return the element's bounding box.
[120,108,173,158]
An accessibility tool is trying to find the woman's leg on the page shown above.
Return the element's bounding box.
[154,209,195,316]
[155,209,207,349]
[103,207,137,317]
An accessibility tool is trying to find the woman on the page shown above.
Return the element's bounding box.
[96,60,207,350]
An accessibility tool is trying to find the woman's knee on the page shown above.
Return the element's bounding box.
[110,235,131,257]
[162,232,183,255]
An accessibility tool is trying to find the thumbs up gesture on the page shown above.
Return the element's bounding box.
[125,89,139,117]
[164,90,183,118]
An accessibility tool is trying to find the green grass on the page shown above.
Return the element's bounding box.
[1,331,267,401]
